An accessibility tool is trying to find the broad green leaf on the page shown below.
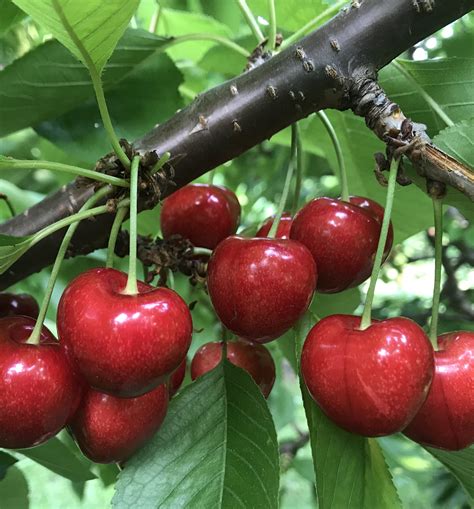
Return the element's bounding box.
[311,287,361,318]
[0,233,31,246]
[113,360,280,509]
[0,234,33,274]
[14,436,96,482]
[0,465,29,508]
[380,58,474,136]
[12,0,139,73]
[36,51,183,164]
[0,0,26,36]
[0,450,17,480]
[0,29,170,137]
[294,313,402,509]
[0,179,43,220]
[426,446,474,502]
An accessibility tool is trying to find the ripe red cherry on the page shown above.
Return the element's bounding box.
[191,340,276,398]
[169,357,187,397]
[290,196,394,293]
[256,213,293,239]
[69,383,168,464]
[0,316,82,449]
[404,331,473,450]
[57,268,193,398]
[207,236,317,342]
[160,184,241,249]
[0,292,39,319]
[301,314,433,436]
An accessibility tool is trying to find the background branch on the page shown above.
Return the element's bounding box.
[0,0,472,289]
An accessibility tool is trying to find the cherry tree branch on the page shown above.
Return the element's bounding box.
[0,0,472,289]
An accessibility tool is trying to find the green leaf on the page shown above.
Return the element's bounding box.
[0,0,26,36]
[0,29,171,137]
[380,58,474,136]
[426,446,474,502]
[36,51,183,164]
[294,313,402,509]
[113,360,280,509]
[0,450,17,481]
[311,287,361,318]
[0,465,29,508]
[15,436,97,482]
[12,0,139,73]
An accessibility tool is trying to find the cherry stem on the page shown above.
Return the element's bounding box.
[267,0,277,50]
[291,123,303,215]
[236,0,265,43]
[193,247,213,256]
[268,123,297,238]
[317,111,349,201]
[106,206,129,269]
[429,198,443,347]
[0,158,130,188]
[359,157,399,331]
[149,2,162,33]
[123,156,141,295]
[26,186,111,345]
[150,152,171,175]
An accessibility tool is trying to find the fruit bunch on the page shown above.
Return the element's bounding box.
[0,180,471,470]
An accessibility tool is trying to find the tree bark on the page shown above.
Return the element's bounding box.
[0,0,472,289]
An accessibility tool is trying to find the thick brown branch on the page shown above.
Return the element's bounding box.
[0,0,473,288]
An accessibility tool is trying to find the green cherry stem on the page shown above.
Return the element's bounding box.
[267,0,277,50]
[163,34,250,58]
[268,124,298,238]
[52,0,130,169]
[291,123,303,215]
[236,0,265,43]
[359,157,399,330]
[0,158,130,187]
[429,198,443,347]
[317,111,349,201]
[26,186,111,345]
[123,156,141,295]
[106,206,129,269]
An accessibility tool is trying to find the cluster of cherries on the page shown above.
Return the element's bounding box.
[0,183,471,468]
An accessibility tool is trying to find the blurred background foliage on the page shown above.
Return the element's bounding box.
[0,0,472,507]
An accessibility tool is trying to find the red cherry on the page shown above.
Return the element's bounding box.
[207,236,317,342]
[69,383,168,463]
[256,213,293,239]
[191,340,276,398]
[290,196,394,293]
[160,184,241,249]
[301,314,433,436]
[57,268,192,398]
[404,331,474,450]
[0,316,83,449]
[169,357,187,397]
[0,292,39,319]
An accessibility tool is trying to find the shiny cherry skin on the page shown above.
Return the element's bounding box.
[191,340,276,398]
[169,357,187,397]
[0,292,39,319]
[301,314,434,437]
[256,213,293,239]
[290,196,394,293]
[404,331,474,450]
[160,184,241,249]
[69,383,168,464]
[57,268,193,398]
[0,316,83,449]
[207,236,317,343]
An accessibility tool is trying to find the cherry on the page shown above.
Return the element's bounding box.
[191,340,276,398]
[169,357,187,397]
[256,213,293,239]
[0,292,39,319]
[69,383,168,464]
[160,184,241,249]
[404,331,474,450]
[301,314,433,436]
[57,268,193,398]
[290,196,394,293]
[207,236,317,342]
[0,316,83,449]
